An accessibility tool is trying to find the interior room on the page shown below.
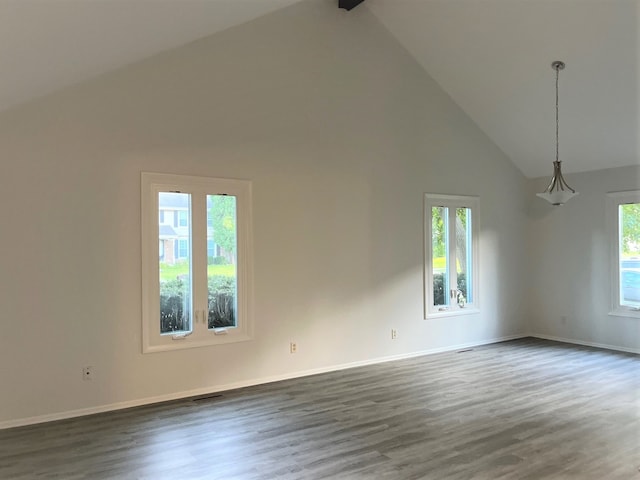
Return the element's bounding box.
[0,0,638,478]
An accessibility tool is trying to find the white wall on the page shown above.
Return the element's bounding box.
[527,165,640,352]
[0,0,529,426]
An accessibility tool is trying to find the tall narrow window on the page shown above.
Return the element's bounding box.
[607,191,640,317]
[207,194,237,330]
[425,194,479,317]
[159,193,192,334]
[142,173,253,353]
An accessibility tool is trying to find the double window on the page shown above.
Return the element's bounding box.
[424,194,479,317]
[141,173,253,353]
[607,191,640,317]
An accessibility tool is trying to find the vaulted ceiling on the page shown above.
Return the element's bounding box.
[1,0,637,178]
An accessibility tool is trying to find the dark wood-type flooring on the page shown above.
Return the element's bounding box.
[1,338,639,479]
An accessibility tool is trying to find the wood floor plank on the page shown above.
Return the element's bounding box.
[0,338,638,479]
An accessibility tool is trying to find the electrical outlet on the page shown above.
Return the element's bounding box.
[290,342,297,354]
[391,329,397,339]
[82,366,94,381]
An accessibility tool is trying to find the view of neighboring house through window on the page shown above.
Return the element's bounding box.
[142,173,253,353]
[158,192,192,333]
[608,191,640,316]
[424,194,479,317]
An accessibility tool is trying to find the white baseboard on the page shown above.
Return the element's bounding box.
[0,333,528,430]
[529,332,640,355]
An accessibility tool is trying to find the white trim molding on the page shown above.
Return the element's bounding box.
[0,334,526,430]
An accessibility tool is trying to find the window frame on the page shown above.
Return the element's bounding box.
[607,190,640,318]
[141,172,253,353]
[424,193,480,318]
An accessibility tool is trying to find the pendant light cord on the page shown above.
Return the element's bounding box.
[555,67,560,162]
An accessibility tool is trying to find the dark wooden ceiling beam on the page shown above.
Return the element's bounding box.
[339,0,366,11]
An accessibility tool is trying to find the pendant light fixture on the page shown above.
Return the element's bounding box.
[536,60,578,206]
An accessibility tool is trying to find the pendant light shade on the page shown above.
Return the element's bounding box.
[537,61,578,206]
[536,160,578,205]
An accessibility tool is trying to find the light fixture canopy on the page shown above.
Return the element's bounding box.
[537,60,578,206]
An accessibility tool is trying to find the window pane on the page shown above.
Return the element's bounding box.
[456,207,472,304]
[207,195,237,328]
[619,203,640,306]
[158,192,192,334]
[178,239,188,258]
[432,206,448,306]
[178,210,188,227]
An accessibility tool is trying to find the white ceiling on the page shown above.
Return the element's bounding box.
[0,0,637,178]
[367,0,639,177]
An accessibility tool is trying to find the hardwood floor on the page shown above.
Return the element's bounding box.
[1,338,638,479]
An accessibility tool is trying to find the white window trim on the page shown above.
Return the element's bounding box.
[424,193,480,319]
[606,190,640,319]
[141,172,254,353]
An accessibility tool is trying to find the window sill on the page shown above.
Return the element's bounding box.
[426,308,480,319]
[608,308,640,319]
[143,332,252,354]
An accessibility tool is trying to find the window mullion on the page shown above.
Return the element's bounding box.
[190,191,208,335]
[448,206,458,309]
